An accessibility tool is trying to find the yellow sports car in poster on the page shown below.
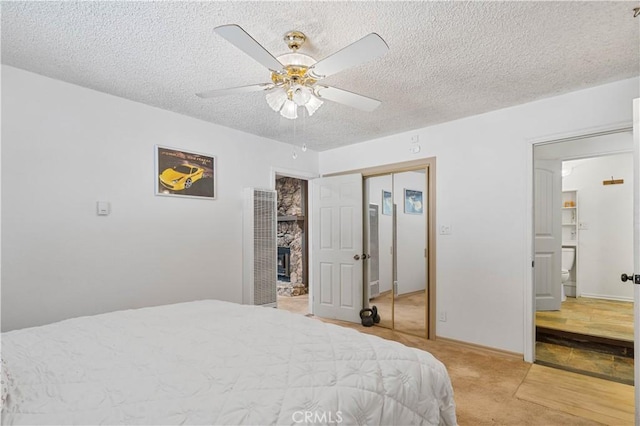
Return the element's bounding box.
[159,164,204,191]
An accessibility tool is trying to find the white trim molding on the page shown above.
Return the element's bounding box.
[524,121,633,364]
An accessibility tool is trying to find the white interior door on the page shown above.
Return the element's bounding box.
[311,173,363,322]
[534,159,562,311]
[632,98,639,424]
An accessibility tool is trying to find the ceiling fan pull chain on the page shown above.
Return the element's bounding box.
[302,107,308,152]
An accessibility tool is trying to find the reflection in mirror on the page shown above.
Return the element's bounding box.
[393,170,427,337]
[365,170,427,336]
[365,174,393,329]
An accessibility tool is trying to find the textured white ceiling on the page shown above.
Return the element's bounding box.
[2,1,639,151]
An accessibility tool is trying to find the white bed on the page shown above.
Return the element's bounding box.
[1,300,457,425]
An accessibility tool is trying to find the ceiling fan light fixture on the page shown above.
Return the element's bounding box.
[280,99,298,120]
[265,88,287,112]
[291,85,311,106]
[277,52,316,68]
[202,25,389,121]
[304,94,323,116]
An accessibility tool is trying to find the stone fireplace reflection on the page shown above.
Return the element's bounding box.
[277,247,291,282]
[276,176,308,297]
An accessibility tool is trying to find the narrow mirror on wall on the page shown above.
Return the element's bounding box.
[365,169,428,337]
[365,174,393,329]
[392,170,427,337]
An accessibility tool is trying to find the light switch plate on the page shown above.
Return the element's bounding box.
[97,201,110,216]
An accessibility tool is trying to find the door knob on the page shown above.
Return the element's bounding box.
[353,254,361,261]
[620,273,639,284]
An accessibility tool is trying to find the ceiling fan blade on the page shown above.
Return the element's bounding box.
[196,83,273,98]
[309,33,389,79]
[315,86,381,112]
[214,24,283,72]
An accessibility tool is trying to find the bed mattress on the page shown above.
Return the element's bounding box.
[1,300,456,425]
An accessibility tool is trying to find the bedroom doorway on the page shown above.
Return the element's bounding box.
[531,130,636,385]
[271,169,316,316]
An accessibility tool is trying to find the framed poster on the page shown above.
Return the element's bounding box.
[155,145,216,199]
[382,190,392,215]
[404,189,423,214]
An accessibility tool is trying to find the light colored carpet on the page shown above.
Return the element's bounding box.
[317,319,617,425]
[277,294,309,315]
[278,294,634,425]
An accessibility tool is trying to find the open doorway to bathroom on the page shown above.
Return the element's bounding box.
[533,132,635,385]
[275,175,310,316]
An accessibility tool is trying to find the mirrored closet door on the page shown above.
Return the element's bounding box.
[364,169,428,337]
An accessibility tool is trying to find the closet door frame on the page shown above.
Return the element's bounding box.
[326,157,437,340]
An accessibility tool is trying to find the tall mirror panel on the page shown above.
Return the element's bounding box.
[365,174,393,329]
[365,169,428,336]
[393,170,427,337]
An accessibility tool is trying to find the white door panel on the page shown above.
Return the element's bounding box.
[534,159,562,311]
[312,174,363,322]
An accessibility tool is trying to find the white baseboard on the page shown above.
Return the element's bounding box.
[579,293,634,302]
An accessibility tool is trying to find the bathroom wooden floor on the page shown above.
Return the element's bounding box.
[536,296,634,342]
[535,296,634,384]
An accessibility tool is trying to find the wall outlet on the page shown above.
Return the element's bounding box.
[439,225,452,235]
[439,311,447,322]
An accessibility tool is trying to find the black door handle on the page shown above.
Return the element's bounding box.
[621,273,637,283]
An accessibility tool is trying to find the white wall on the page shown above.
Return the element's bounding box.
[563,154,634,301]
[319,77,639,354]
[1,66,319,331]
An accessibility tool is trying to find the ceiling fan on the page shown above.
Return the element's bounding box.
[196,24,389,119]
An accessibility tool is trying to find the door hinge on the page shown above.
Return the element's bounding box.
[532,261,535,268]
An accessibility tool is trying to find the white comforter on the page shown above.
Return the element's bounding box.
[1,300,456,425]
